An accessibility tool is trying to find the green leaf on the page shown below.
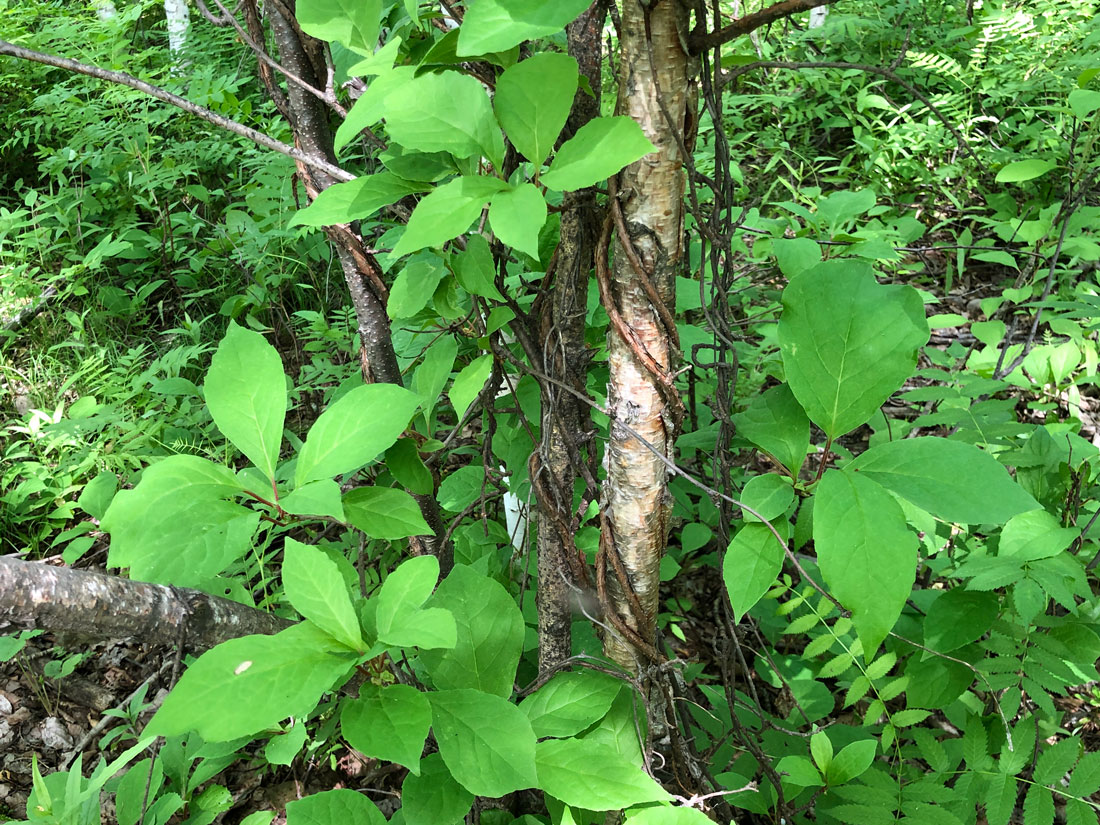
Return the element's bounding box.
[849,438,1039,524]
[996,159,1056,183]
[103,456,257,586]
[1065,800,1097,825]
[999,509,1077,560]
[454,234,503,300]
[334,65,414,154]
[535,738,670,810]
[264,721,307,766]
[296,383,421,486]
[489,183,547,258]
[450,354,494,422]
[205,323,287,481]
[283,539,363,650]
[296,0,382,54]
[519,671,623,738]
[376,556,456,649]
[773,237,821,278]
[77,471,117,520]
[1069,89,1100,119]
[147,623,354,741]
[778,261,928,438]
[732,384,810,475]
[723,523,785,622]
[985,773,1017,825]
[624,805,716,825]
[430,689,538,796]
[1068,750,1100,796]
[923,590,999,652]
[343,486,432,539]
[741,474,794,523]
[386,438,435,496]
[382,71,503,168]
[291,173,427,227]
[414,332,459,426]
[420,565,524,697]
[392,176,509,257]
[775,755,824,788]
[438,465,486,512]
[541,117,656,192]
[286,788,386,825]
[280,479,345,521]
[401,753,474,825]
[341,683,431,774]
[1022,784,1054,825]
[388,252,449,319]
[494,53,578,166]
[827,740,877,785]
[456,0,594,56]
[814,468,917,655]
[1035,735,1080,784]
[811,731,834,772]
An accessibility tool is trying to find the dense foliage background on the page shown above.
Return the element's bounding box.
[2,1,1100,824]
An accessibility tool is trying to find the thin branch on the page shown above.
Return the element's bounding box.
[689,0,841,53]
[0,39,354,183]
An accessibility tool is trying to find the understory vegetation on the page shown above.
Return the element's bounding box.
[2,1,1100,824]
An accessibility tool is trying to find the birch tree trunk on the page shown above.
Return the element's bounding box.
[164,0,191,71]
[601,0,689,671]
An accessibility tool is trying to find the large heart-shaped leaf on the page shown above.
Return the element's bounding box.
[778,261,928,438]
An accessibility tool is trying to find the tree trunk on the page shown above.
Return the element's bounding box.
[601,0,689,671]
[0,556,291,651]
[535,2,606,671]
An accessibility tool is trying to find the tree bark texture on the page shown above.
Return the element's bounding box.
[535,2,605,672]
[261,2,452,572]
[601,0,688,671]
[0,556,291,651]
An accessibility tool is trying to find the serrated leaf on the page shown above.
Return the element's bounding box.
[535,738,670,810]
[778,260,928,438]
[1068,750,1100,796]
[984,773,1017,825]
[1023,783,1054,825]
[1035,736,1080,784]
[890,709,930,728]
[814,468,917,656]
[282,539,363,650]
[296,384,421,486]
[849,438,1039,524]
[341,683,431,774]
[430,689,537,797]
[147,623,353,741]
[541,117,655,191]
[205,323,287,481]
[343,486,432,539]
[519,671,623,738]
